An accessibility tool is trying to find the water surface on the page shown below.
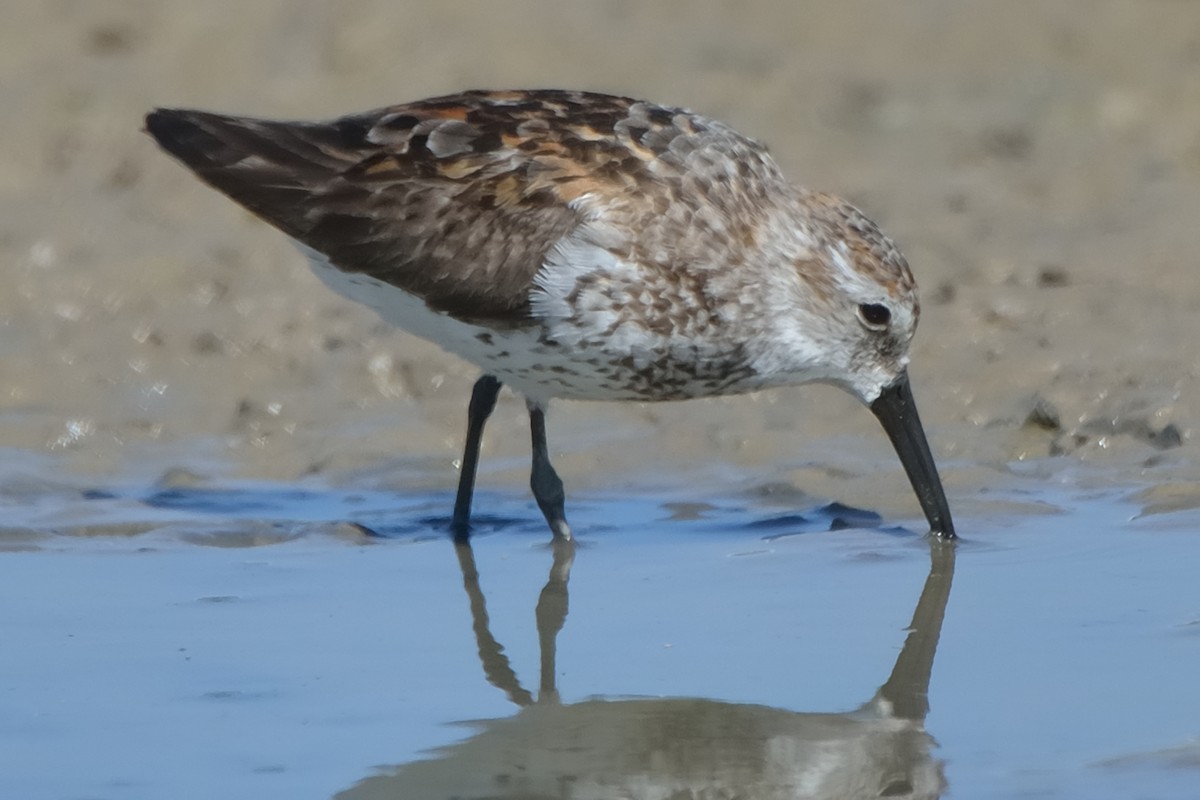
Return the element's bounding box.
[2,466,1197,799]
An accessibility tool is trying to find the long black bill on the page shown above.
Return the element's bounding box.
[870,372,956,539]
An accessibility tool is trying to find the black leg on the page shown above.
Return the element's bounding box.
[451,375,502,540]
[528,401,573,541]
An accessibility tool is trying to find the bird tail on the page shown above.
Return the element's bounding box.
[144,109,352,240]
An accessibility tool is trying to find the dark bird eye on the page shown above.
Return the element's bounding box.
[858,303,892,329]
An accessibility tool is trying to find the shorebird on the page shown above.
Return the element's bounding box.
[145,89,955,542]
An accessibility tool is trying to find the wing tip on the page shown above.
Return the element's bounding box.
[144,107,195,141]
[145,108,209,164]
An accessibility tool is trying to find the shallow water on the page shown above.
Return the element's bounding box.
[2,461,1198,799]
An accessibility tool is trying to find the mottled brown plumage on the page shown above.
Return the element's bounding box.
[147,91,912,326]
[145,89,954,541]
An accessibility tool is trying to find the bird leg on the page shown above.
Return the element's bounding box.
[451,374,502,540]
[527,401,573,541]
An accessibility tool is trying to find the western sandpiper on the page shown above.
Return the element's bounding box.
[145,89,955,541]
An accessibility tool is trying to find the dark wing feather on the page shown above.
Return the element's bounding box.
[145,91,655,324]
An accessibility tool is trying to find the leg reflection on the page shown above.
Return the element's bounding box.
[453,541,533,707]
[452,537,576,708]
[536,538,575,705]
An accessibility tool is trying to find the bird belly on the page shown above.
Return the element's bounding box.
[300,246,763,403]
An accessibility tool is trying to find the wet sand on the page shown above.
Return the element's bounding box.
[3,1,1199,524]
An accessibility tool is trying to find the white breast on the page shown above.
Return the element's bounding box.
[298,242,766,404]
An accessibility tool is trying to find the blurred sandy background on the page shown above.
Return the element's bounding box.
[3,0,1199,521]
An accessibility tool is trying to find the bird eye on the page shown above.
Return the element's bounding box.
[857,303,892,329]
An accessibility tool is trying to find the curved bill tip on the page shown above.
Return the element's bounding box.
[869,372,957,539]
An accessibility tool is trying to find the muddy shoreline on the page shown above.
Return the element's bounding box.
[4,2,1199,521]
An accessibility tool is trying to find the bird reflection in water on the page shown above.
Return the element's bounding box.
[338,537,956,800]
